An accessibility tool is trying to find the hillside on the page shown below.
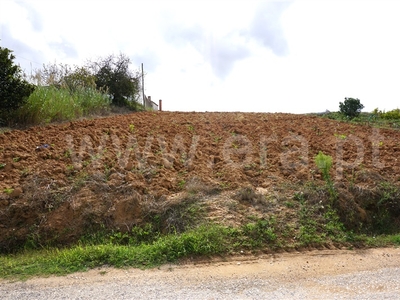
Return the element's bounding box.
[0,112,399,253]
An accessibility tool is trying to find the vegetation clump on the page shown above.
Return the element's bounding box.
[372,108,400,120]
[1,46,144,126]
[314,151,337,203]
[0,46,35,124]
[339,97,364,119]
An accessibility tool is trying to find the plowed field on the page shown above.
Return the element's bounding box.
[1,112,399,251]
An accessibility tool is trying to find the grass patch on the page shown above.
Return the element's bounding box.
[364,234,400,247]
[1,215,399,279]
[0,225,235,279]
[16,86,111,125]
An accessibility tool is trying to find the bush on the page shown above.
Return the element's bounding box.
[339,97,364,119]
[373,108,400,120]
[0,46,35,124]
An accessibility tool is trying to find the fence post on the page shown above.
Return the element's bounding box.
[159,99,162,111]
[141,63,145,108]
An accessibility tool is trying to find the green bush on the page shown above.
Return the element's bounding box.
[339,97,364,119]
[315,151,337,202]
[0,46,35,124]
[315,151,332,182]
[373,108,400,120]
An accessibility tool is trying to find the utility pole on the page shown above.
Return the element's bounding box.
[141,63,145,108]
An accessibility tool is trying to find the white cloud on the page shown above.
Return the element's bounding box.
[1,0,400,113]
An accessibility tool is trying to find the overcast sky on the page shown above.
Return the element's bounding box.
[1,0,399,113]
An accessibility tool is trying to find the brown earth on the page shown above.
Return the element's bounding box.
[0,112,400,251]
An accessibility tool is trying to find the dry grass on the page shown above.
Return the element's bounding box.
[185,177,220,195]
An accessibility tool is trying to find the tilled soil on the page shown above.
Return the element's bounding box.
[1,247,399,299]
[0,112,400,249]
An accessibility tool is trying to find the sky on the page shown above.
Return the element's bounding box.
[1,0,399,113]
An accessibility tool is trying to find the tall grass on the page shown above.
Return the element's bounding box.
[17,86,111,124]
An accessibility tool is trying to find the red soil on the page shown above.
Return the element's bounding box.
[0,112,399,250]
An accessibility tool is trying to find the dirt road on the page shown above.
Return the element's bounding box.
[1,247,399,299]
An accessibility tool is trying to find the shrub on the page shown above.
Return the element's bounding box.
[0,46,35,124]
[339,97,364,119]
[315,151,337,202]
[373,108,400,120]
[315,151,332,183]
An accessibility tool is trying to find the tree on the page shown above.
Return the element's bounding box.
[89,54,141,106]
[339,97,364,119]
[0,46,35,122]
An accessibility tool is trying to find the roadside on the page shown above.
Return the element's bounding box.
[1,247,399,299]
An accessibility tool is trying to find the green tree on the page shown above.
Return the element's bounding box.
[339,97,364,119]
[0,46,35,122]
[89,53,141,106]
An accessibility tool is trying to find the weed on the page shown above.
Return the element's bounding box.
[73,171,89,190]
[334,133,347,140]
[178,180,186,190]
[64,149,72,158]
[298,224,322,245]
[372,141,384,147]
[323,208,347,242]
[284,201,295,208]
[12,157,20,162]
[296,196,324,245]
[293,191,305,201]
[239,217,277,248]
[391,235,400,245]
[0,163,6,169]
[315,151,337,203]
[213,136,222,143]
[21,168,31,177]
[3,188,14,194]
[129,223,160,245]
[219,182,230,189]
[129,124,135,133]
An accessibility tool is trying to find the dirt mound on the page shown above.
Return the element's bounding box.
[1,112,400,251]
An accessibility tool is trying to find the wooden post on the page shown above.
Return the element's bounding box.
[141,63,145,108]
[159,99,162,111]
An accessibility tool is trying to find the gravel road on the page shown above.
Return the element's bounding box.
[1,247,399,299]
